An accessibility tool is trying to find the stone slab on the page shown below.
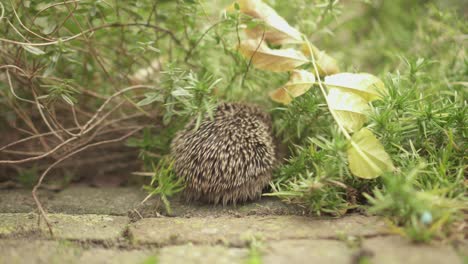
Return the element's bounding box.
[138,196,305,218]
[0,189,52,213]
[48,187,146,215]
[129,214,386,245]
[362,236,464,264]
[263,239,354,264]
[0,239,153,264]
[0,187,303,217]
[0,213,128,241]
[158,244,248,264]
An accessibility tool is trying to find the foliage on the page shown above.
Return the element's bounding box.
[365,164,464,242]
[0,0,466,243]
[142,157,185,215]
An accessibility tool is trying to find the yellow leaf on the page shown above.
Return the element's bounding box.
[231,0,302,44]
[315,50,340,76]
[328,88,369,133]
[302,43,340,76]
[347,128,395,179]
[270,70,315,104]
[239,39,308,72]
[324,73,386,101]
[269,87,291,104]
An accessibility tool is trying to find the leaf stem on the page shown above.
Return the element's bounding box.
[302,35,383,175]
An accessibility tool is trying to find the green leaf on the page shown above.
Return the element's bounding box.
[347,128,395,179]
[61,94,74,105]
[324,73,386,101]
[137,92,164,106]
[22,45,45,55]
[328,88,369,133]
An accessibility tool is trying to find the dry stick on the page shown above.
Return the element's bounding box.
[0,22,183,48]
[5,70,36,105]
[71,105,82,129]
[241,29,266,89]
[0,2,4,20]
[10,126,34,136]
[1,86,152,161]
[0,137,77,164]
[10,0,54,41]
[33,0,83,19]
[44,106,81,138]
[32,127,143,236]
[0,111,144,153]
[0,64,30,74]
[2,149,45,156]
[31,89,64,142]
[2,70,54,151]
[80,85,154,134]
[6,20,30,42]
[0,128,80,152]
[184,20,225,62]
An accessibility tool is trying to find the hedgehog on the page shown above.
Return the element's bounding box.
[170,102,276,205]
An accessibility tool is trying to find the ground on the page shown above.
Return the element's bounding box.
[0,186,465,264]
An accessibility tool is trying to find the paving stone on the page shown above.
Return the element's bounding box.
[79,248,154,264]
[0,239,154,264]
[158,244,248,264]
[48,186,146,215]
[263,239,353,264]
[0,213,128,240]
[362,236,463,264]
[0,187,302,217]
[129,214,386,245]
[0,189,53,213]
[138,196,305,218]
[0,239,81,264]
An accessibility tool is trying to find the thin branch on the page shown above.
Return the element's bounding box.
[31,88,64,142]
[184,20,225,62]
[10,0,54,41]
[0,137,77,164]
[80,85,154,133]
[32,127,143,236]
[241,29,266,88]
[5,70,36,105]
[0,23,183,48]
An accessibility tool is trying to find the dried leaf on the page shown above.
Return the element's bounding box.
[270,70,315,104]
[315,50,340,76]
[269,86,291,104]
[302,43,339,76]
[328,88,369,132]
[230,0,302,44]
[239,39,308,72]
[324,73,386,101]
[347,128,395,179]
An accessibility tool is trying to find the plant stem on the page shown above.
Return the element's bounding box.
[302,35,383,175]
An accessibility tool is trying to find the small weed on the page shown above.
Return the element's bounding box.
[140,256,158,264]
[141,157,185,215]
[17,166,39,188]
[246,238,263,264]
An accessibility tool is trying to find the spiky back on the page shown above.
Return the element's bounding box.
[171,103,275,205]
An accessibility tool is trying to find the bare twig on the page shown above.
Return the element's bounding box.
[0,23,183,48]
[32,127,143,236]
[184,20,225,62]
[0,137,77,164]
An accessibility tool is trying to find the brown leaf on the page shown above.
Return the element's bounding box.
[239,38,308,72]
[230,0,302,44]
